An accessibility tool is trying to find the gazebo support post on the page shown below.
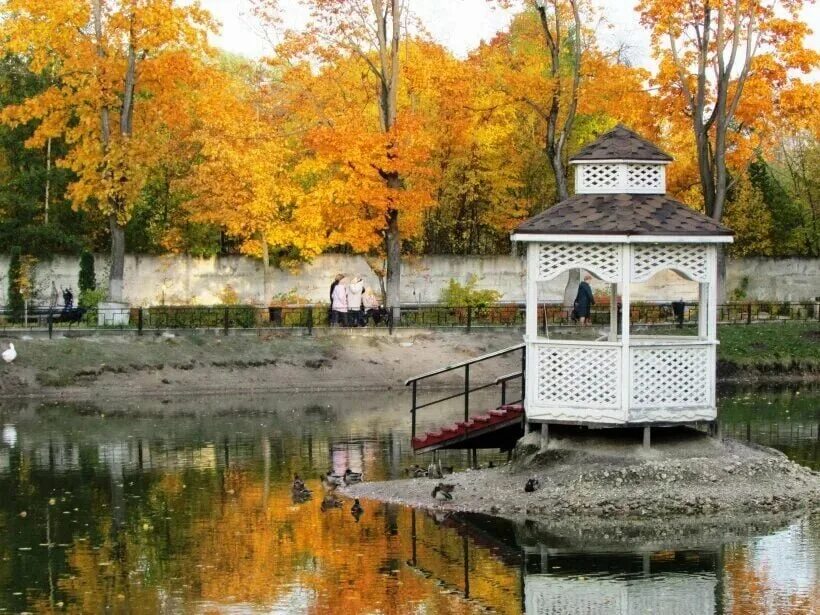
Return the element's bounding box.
[643,426,651,450]
[540,423,549,451]
[609,283,618,341]
[698,282,708,339]
[620,245,632,421]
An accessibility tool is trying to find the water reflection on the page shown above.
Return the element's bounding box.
[0,386,817,613]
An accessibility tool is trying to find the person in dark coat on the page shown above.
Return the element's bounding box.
[574,274,595,326]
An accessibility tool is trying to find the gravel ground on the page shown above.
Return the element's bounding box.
[344,428,820,540]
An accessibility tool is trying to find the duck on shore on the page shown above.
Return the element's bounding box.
[405,464,427,478]
[321,471,344,491]
[432,483,455,501]
[2,343,16,363]
[344,469,363,485]
[524,478,540,493]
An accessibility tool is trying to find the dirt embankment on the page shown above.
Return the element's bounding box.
[0,330,524,399]
[344,428,820,539]
[0,326,817,399]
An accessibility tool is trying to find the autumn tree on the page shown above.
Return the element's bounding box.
[0,0,216,302]
[183,57,330,302]
[638,1,819,224]
[256,0,432,317]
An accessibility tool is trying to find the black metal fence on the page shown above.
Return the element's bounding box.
[0,301,817,335]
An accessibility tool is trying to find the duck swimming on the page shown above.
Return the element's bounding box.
[321,494,343,511]
[351,498,364,521]
[291,475,312,503]
[524,478,540,493]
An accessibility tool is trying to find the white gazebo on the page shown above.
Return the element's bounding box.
[511,125,733,441]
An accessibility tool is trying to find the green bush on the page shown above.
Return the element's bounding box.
[78,251,96,293]
[439,274,501,308]
[147,305,258,329]
[79,288,107,309]
[6,246,23,317]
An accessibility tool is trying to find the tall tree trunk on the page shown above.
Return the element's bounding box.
[108,214,125,302]
[261,238,270,303]
[44,137,51,224]
[385,207,400,319]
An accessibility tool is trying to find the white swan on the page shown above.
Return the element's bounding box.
[2,343,16,363]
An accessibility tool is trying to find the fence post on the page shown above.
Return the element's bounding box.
[47,310,53,340]
[306,306,313,335]
[746,303,752,325]
[520,346,526,405]
[223,307,229,335]
[466,306,472,333]
[137,307,144,336]
[464,364,470,424]
[411,380,417,442]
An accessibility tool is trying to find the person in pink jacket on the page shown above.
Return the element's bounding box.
[331,278,348,326]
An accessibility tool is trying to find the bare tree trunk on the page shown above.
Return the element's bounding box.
[44,137,51,224]
[372,0,403,319]
[261,237,270,303]
[108,214,125,302]
[385,208,401,319]
[534,1,582,303]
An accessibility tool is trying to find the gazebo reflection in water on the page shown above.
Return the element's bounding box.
[408,509,721,614]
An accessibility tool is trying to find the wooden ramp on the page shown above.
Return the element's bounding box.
[412,404,525,455]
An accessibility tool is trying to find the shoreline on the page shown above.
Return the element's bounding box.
[343,430,820,540]
[0,328,817,401]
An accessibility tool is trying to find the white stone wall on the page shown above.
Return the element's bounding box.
[0,253,816,306]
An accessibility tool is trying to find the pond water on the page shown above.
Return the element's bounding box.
[0,386,817,614]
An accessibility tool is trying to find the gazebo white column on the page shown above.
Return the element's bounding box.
[619,244,631,420]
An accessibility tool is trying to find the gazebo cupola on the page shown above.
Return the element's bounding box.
[512,125,733,431]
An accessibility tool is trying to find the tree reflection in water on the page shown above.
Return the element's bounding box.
[0,387,816,613]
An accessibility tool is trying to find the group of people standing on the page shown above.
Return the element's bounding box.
[329,274,385,327]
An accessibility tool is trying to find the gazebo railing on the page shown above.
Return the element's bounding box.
[526,337,717,424]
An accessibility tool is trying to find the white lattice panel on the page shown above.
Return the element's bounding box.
[536,345,620,408]
[630,346,709,408]
[580,164,620,190]
[538,243,621,282]
[575,162,666,194]
[627,163,663,191]
[631,244,709,283]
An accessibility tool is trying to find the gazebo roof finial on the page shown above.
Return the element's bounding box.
[570,124,673,163]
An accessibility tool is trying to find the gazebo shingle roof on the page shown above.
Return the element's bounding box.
[570,124,673,162]
[514,193,733,236]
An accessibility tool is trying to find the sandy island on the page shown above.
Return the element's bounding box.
[343,427,820,540]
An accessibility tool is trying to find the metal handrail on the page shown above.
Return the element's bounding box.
[405,343,525,386]
[407,343,526,445]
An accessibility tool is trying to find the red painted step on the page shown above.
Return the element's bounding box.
[412,404,524,451]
